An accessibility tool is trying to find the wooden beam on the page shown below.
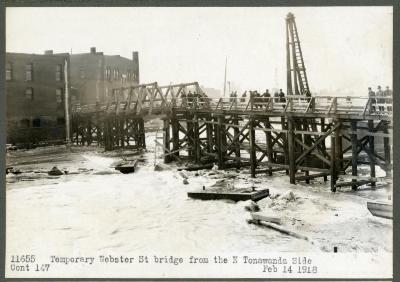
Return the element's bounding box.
[249,116,257,178]
[287,118,296,184]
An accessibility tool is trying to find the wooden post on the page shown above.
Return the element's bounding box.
[163,118,171,163]
[302,120,310,184]
[234,114,241,169]
[351,121,358,190]
[265,118,273,176]
[336,123,343,172]
[368,120,376,186]
[288,117,296,184]
[193,114,200,163]
[171,115,180,159]
[321,118,328,181]
[187,114,195,159]
[383,122,391,177]
[281,117,289,175]
[249,116,257,178]
[217,115,226,169]
[206,115,214,156]
[139,118,145,148]
[330,121,337,192]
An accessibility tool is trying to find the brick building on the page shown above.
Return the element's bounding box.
[6,51,70,145]
[70,47,139,104]
[6,48,140,145]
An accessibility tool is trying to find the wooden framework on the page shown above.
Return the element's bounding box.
[71,82,392,192]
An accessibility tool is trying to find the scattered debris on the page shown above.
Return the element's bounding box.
[154,163,169,171]
[279,191,297,202]
[250,212,281,225]
[244,201,260,212]
[188,189,269,202]
[183,179,189,185]
[248,219,310,242]
[115,160,138,174]
[48,166,63,176]
[178,171,189,179]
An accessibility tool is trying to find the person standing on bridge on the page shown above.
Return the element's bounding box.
[368,87,376,112]
[255,91,261,108]
[279,89,286,104]
[384,86,392,112]
[376,85,384,111]
[241,91,247,103]
[262,89,271,109]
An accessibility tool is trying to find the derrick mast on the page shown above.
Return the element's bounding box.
[286,12,310,96]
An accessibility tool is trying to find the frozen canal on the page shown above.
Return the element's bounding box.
[6,133,392,257]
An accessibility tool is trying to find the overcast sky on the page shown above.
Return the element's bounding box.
[6,6,392,96]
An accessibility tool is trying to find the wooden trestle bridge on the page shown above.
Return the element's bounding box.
[71,81,392,192]
[70,13,392,192]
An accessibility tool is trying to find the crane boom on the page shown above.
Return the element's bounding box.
[286,12,310,96]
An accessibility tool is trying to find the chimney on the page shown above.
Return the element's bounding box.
[44,50,53,55]
[132,51,139,83]
[90,47,96,54]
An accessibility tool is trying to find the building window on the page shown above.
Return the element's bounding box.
[56,88,63,104]
[105,66,111,80]
[56,64,63,81]
[26,63,33,81]
[25,88,34,100]
[79,67,85,79]
[6,62,12,81]
[32,118,41,128]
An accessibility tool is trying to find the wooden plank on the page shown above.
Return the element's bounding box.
[251,212,282,225]
[248,219,310,241]
[335,179,375,188]
[188,189,269,202]
[295,172,330,181]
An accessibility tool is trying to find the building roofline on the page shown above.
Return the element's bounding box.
[6,52,70,57]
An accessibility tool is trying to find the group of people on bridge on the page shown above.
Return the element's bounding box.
[368,85,392,112]
[230,89,287,105]
[180,91,206,107]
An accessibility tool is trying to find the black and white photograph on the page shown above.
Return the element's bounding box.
[4,4,394,279]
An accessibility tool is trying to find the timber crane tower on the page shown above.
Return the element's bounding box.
[286,12,310,96]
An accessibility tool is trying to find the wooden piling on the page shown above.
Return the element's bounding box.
[383,122,391,177]
[265,118,273,176]
[193,114,201,163]
[330,122,337,192]
[217,115,226,169]
[163,118,171,163]
[368,120,376,186]
[233,114,241,169]
[249,116,257,178]
[351,121,358,190]
[171,115,180,159]
[287,117,296,184]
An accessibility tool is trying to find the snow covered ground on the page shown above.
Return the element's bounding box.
[6,133,392,258]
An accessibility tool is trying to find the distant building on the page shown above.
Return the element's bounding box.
[6,47,140,145]
[70,47,139,104]
[6,51,70,145]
